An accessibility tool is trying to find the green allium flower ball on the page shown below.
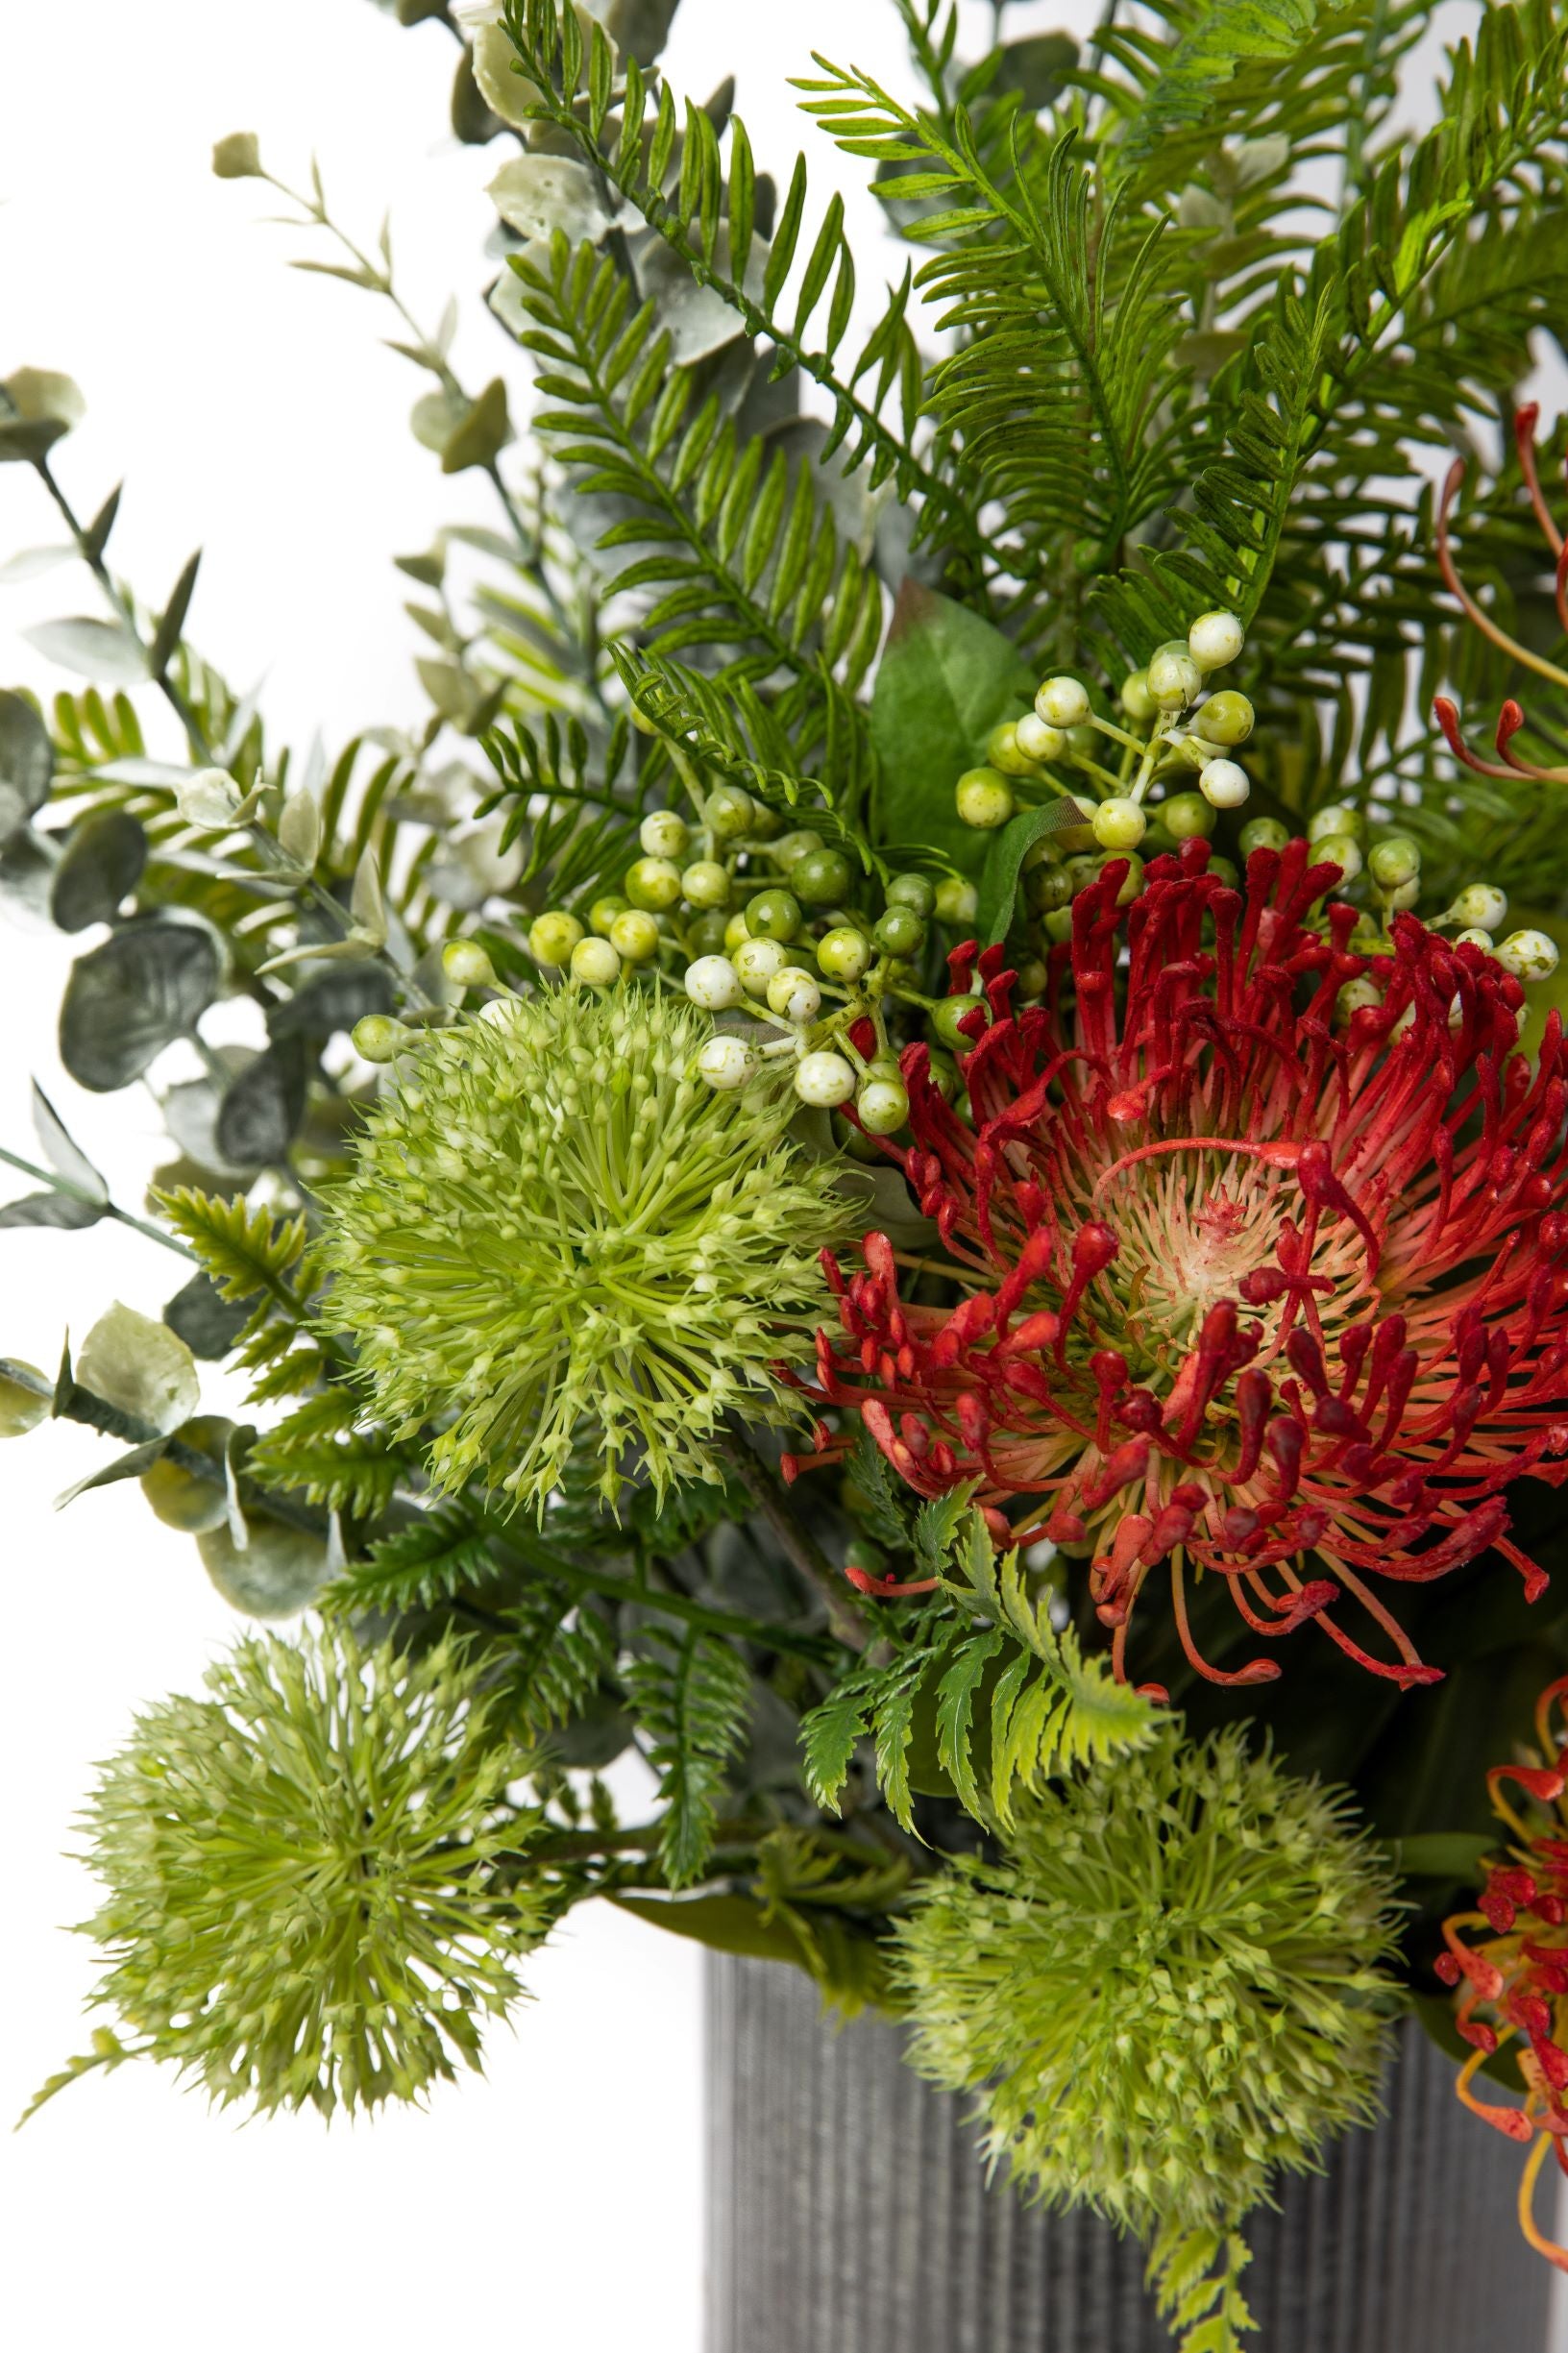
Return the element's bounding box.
[325,986,851,1510]
[894,1726,1402,2241]
[77,1627,544,2118]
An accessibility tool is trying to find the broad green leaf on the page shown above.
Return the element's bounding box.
[487,155,620,243]
[976,799,1091,944]
[59,920,221,1091]
[48,809,147,932]
[30,1081,107,1202]
[0,689,54,842]
[22,616,147,683]
[77,1302,200,1436]
[199,1512,330,1619]
[870,581,1037,876]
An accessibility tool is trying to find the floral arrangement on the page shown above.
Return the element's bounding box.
[6,2,1568,2345]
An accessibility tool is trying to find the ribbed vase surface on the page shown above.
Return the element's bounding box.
[705,1953,1552,2353]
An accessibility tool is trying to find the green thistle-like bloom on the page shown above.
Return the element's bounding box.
[77,1626,544,2118]
[325,986,851,1510]
[894,1726,1403,2242]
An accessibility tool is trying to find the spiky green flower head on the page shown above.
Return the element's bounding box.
[77,1625,545,2119]
[893,1725,1403,2243]
[325,986,851,1511]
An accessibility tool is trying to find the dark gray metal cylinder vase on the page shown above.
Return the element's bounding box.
[705,1952,1553,2353]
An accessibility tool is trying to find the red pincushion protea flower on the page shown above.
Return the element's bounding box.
[1436,1676,1568,2271]
[788,839,1568,1689]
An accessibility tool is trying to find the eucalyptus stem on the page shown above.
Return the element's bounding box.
[713,1422,870,1652]
[0,1144,195,1262]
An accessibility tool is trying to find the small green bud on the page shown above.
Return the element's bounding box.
[1187,609,1244,673]
[639,810,690,860]
[792,847,853,905]
[1091,796,1146,852]
[681,859,731,910]
[624,857,683,912]
[1367,836,1421,891]
[1454,926,1495,951]
[1238,817,1290,855]
[933,993,986,1049]
[767,967,821,1024]
[1313,832,1363,883]
[685,909,730,956]
[353,1015,408,1064]
[955,768,1015,830]
[795,1051,857,1108]
[571,936,621,987]
[1335,977,1383,1025]
[1026,862,1072,913]
[1449,884,1508,932]
[697,1035,756,1090]
[1015,712,1066,763]
[886,871,938,919]
[1307,802,1363,846]
[1120,672,1158,724]
[684,954,744,1011]
[987,721,1036,776]
[772,829,824,871]
[934,876,980,926]
[747,887,801,942]
[1497,928,1560,981]
[1014,956,1048,1000]
[925,1050,959,1101]
[857,1077,910,1135]
[1193,689,1255,748]
[873,904,927,958]
[1158,790,1216,842]
[734,937,788,996]
[818,925,873,983]
[528,910,584,966]
[1198,758,1249,810]
[609,909,661,964]
[723,909,751,951]
[1035,675,1090,728]
[211,132,263,180]
[589,894,628,938]
[705,786,756,841]
[1146,640,1202,709]
[441,939,497,991]
[1206,854,1239,888]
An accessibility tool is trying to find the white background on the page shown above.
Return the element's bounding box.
[1,4,1564,2350]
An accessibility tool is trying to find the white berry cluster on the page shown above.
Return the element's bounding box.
[955,610,1257,887]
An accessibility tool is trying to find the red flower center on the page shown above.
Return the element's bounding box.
[790,840,1568,1689]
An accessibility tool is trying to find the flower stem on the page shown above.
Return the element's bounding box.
[713,1422,870,1652]
[0,1144,195,1261]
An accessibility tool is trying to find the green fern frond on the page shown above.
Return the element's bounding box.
[503,1589,617,1740]
[155,1188,307,1307]
[498,0,985,573]
[247,1387,404,1518]
[625,1627,752,1887]
[326,1503,498,1614]
[1147,2217,1258,2353]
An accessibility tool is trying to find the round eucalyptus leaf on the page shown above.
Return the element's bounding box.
[487,155,619,244]
[0,1361,50,1437]
[199,1515,331,1620]
[0,689,53,844]
[411,388,470,454]
[60,919,221,1091]
[163,1272,250,1360]
[78,1301,201,1435]
[22,616,148,684]
[49,809,148,932]
[214,1038,308,1169]
[0,367,86,463]
[141,1416,236,1532]
[470,24,544,129]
